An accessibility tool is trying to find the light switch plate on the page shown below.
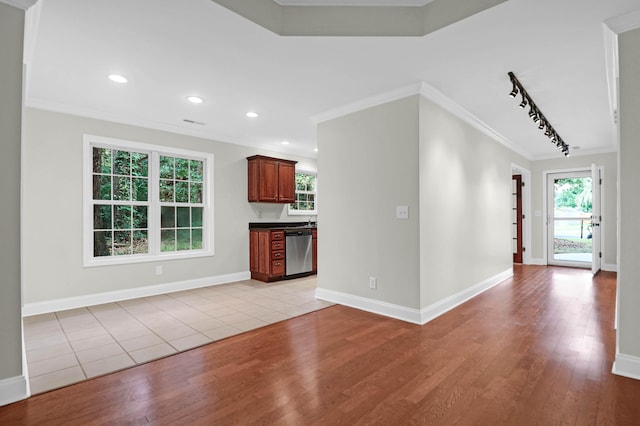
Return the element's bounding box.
[396,205,409,219]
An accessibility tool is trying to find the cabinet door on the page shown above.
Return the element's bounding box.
[259,159,279,202]
[257,231,271,274]
[249,231,259,272]
[278,161,296,203]
[312,236,317,272]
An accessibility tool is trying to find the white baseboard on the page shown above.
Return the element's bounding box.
[612,353,640,380]
[23,271,250,317]
[419,268,513,324]
[0,375,28,407]
[315,268,513,325]
[315,288,423,324]
[528,258,546,265]
[603,263,618,272]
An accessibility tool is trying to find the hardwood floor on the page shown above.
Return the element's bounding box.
[2,265,640,425]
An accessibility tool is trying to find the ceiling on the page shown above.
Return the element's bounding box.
[24,0,639,160]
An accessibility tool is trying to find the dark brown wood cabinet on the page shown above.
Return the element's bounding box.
[247,155,297,203]
[250,229,286,282]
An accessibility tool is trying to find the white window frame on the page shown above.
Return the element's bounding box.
[83,134,214,267]
[288,168,318,216]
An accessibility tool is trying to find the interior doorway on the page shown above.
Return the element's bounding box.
[512,174,523,263]
[546,166,601,272]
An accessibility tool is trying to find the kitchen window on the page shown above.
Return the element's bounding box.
[83,135,214,266]
[288,170,317,215]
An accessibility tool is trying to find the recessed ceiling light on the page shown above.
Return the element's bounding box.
[246,111,259,118]
[108,74,127,84]
[186,96,204,104]
[314,148,318,152]
[281,140,290,145]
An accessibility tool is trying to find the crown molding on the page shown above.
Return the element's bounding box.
[417,81,531,159]
[274,0,432,5]
[0,0,38,10]
[313,80,531,159]
[311,83,422,123]
[604,9,640,34]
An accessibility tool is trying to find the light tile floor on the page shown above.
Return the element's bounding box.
[24,276,331,395]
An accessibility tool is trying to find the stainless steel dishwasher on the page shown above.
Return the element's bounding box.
[285,229,313,277]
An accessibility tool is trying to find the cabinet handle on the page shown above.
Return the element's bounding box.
[275,262,282,266]
[274,253,281,257]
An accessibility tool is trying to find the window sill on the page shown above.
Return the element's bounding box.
[83,249,215,268]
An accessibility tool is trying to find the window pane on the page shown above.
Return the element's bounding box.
[192,229,203,249]
[93,205,112,230]
[113,231,132,255]
[175,181,189,203]
[160,156,174,179]
[161,230,175,252]
[113,176,131,201]
[132,178,148,201]
[161,206,175,228]
[190,160,203,182]
[190,182,203,203]
[113,150,131,175]
[192,207,203,227]
[175,158,189,180]
[133,230,148,254]
[160,179,174,202]
[94,231,112,257]
[133,206,148,229]
[93,175,111,200]
[114,205,132,229]
[177,229,190,250]
[93,147,112,174]
[131,153,148,177]
[177,207,190,228]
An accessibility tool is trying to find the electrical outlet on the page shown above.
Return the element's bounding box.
[396,205,409,219]
[156,265,163,275]
[369,276,377,290]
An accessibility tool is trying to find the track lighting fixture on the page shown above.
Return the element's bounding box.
[507,71,569,157]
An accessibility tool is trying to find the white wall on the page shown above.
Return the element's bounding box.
[22,108,315,306]
[317,95,421,309]
[419,96,529,307]
[617,27,640,363]
[0,1,27,405]
[317,93,529,318]
[529,152,618,267]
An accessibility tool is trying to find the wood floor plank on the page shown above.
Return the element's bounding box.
[2,266,640,424]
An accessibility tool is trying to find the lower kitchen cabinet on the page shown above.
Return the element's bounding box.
[250,229,286,282]
[249,227,317,282]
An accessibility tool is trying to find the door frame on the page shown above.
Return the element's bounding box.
[511,163,531,264]
[542,166,605,267]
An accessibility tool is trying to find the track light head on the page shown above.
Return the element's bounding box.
[519,95,527,109]
[528,106,537,118]
[538,120,545,130]
[508,72,519,98]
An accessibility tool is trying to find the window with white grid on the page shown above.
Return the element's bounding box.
[84,135,214,266]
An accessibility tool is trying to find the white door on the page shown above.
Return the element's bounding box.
[591,164,602,275]
[547,171,594,268]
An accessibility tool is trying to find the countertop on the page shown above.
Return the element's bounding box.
[249,221,317,230]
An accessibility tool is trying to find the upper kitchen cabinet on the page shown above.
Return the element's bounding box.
[247,155,297,203]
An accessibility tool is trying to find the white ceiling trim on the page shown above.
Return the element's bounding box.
[25,97,313,159]
[274,0,432,5]
[0,0,38,10]
[312,80,532,160]
[312,83,422,124]
[604,8,640,34]
[418,82,532,160]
